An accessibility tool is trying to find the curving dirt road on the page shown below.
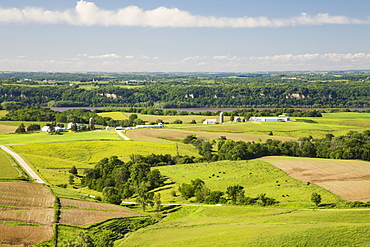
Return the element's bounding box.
[0,145,45,184]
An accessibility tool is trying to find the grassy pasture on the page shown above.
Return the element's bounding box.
[260,156,370,202]
[0,130,121,145]
[311,112,370,127]
[10,140,197,185]
[118,206,370,247]
[0,149,20,179]
[155,160,339,207]
[169,120,359,139]
[0,110,8,117]
[97,111,128,120]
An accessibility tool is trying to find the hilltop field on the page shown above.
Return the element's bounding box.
[1,110,370,246]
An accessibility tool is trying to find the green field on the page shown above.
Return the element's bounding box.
[0,130,121,145]
[10,140,197,185]
[154,112,370,139]
[97,112,128,120]
[117,206,370,247]
[0,110,8,117]
[155,160,340,207]
[0,149,20,178]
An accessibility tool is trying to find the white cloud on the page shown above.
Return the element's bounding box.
[1,52,369,72]
[0,1,368,28]
[250,53,370,62]
[87,53,121,59]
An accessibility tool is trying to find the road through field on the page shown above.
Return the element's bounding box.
[116,130,130,140]
[0,145,45,184]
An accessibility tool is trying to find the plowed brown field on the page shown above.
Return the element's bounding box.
[260,156,370,202]
[0,182,54,207]
[0,182,54,246]
[60,198,141,225]
[0,225,53,246]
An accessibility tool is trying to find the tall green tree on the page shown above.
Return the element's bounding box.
[15,123,26,133]
[311,192,322,207]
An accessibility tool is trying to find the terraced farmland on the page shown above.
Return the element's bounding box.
[0,182,54,246]
[260,156,370,202]
[60,198,141,225]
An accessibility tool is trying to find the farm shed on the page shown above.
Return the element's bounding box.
[203,119,217,124]
[134,123,164,129]
[250,115,290,122]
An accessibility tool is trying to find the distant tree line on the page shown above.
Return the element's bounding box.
[1,78,370,108]
[184,130,370,162]
[1,106,146,128]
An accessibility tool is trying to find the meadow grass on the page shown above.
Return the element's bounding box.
[10,140,197,185]
[117,206,370,247]
[0,130,121,145]
[0,110,8,117]
[156,112,370,139]
[155,160,340,207]
[0,149,20,178]
[168,121,359,139]
[97,112,128,120]
[50,185,94,200]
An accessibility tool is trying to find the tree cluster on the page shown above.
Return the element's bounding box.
[178,179,277,206]
[82,156,165,205]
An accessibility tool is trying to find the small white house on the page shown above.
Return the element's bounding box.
[203,119,217,124]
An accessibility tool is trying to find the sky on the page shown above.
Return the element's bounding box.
[0,0,369,72]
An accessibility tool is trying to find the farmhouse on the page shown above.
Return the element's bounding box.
[203,119,217,124]
[250,115,290,122]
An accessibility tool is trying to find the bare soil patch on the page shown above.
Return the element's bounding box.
[0,182,54,207]
[0,225,53,246]
[0,182,54,246]
[0,208,54,225]
[60,198,141,225]
[261,156,370,202]
[0,124,16,134]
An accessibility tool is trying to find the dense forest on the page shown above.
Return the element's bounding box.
[1,71,369,108]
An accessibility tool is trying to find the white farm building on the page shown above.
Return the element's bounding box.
[133,123,164,129]
[250,115,290,122]
[203,119,217,124]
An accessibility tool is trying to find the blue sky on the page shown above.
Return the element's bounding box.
[0,0,369,72]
